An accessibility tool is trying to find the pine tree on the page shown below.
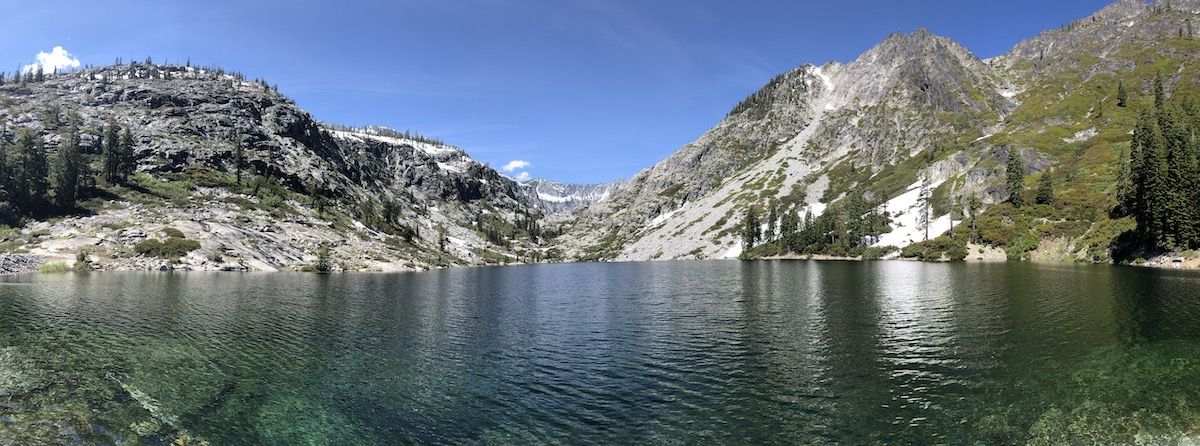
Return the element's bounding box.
[918,173,932,240]
[1117,80,1128,108]
[781,207,798,238]
[742,207,761,249]
[967,194,982,242]
[1036,171,1055,205]
[0,72,5,86]
[20,130,49,207]
[1131,110,1168,246]
[33,66,44,83]
[1006,148,1026,207]
[7,130,29,209]
[1154,72,1166,110]
[102,119,120,184]
[766,203,779,242]
[119,127,135,182]
[1116,147,1134,215]
[1160,103,1199,247]
[53,130,82,208]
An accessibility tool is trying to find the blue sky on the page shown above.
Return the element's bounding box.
[2,0,1116,184]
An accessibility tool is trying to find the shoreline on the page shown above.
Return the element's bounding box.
[751,249,1200,271]
[7,250,1200,275]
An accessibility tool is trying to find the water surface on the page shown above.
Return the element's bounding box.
[1,261,1199,444]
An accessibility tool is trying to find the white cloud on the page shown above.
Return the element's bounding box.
[23,46,80,74]
[501,160,530,172]
[515,171,531,181]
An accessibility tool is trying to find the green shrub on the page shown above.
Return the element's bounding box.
[862,245,898,260]
[313,243,333,273]
[1006,233,1040,260]
[1038,220,1091,240]
[901,236,967,261]
[134,238,201,259]
[1077,217,1136,262]
[161,227,185,239]
[74,252,91,272]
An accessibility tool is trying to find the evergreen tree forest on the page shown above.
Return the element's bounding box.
[1115,73,1200,251]
[743,192,890,258]
[0,118,135,225]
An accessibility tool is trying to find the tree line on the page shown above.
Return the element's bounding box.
[743,192,889,257]
[0,119,135,223]
[1116,73,1200,250]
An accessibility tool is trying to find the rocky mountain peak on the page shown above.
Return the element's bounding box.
[823,28,1007,116]
[996,0,1200,72]
[862,28,968,66]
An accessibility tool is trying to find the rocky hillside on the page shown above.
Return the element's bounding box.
[561,0,1200,264]
[561,28,1015,261]
[0,64,562,271]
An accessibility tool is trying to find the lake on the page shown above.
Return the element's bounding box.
[1,261,1198,444]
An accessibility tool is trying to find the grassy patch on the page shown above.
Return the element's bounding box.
[37,262,72,273]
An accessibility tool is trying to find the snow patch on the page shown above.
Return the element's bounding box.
[329,129,460,156]
[649,209,679,227]
[722,242,743,259]
[813,66,837,110]
[873,179,953,248]
[808,202,828,219]
[436,162,466,174]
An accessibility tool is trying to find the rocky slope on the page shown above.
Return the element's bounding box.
[3,0,1196,271]
[561,28,1015,261]
[561,0,1200,263]
[0,65,561,271]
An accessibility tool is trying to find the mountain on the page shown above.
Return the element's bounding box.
[519,178,628,213]
[561,28,1015,260]
[561,0,1200,263]
[0,65,554,271]
[2,0,1197,272]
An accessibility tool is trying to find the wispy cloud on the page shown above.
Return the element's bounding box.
[553,0,693,78]
[24,46,80,74]
[515,171,531,181]
[501,160,530,172]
